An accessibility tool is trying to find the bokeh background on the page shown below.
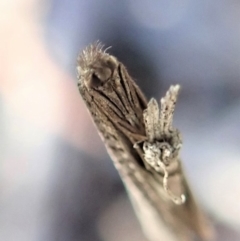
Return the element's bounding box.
[1,0,240,240]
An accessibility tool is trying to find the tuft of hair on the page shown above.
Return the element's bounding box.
[77,41,111,73]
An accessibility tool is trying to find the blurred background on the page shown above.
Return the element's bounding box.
[1,0,240,240]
